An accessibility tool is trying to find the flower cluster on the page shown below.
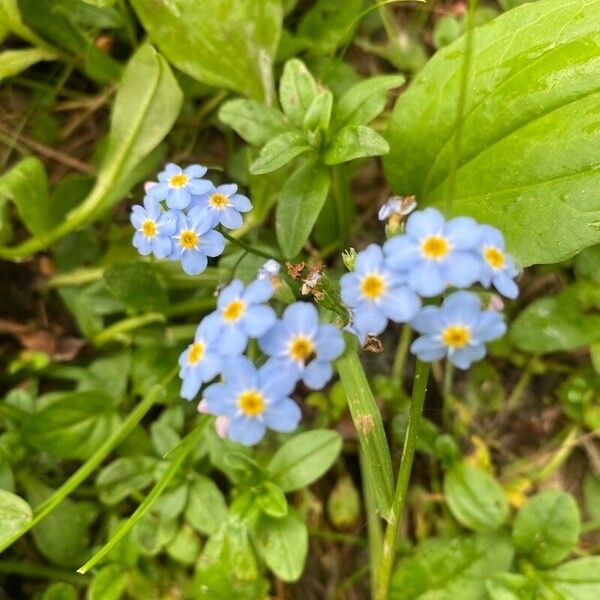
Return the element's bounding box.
[130,163,252,275]
[342,205,518,369]
[178,268,345,446]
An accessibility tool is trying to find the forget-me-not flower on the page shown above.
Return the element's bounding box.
[178,320,223,400]
[130,195,177,258]
[259,302,345,389]
[202,278,276,355]
[410,291,506,369]
[477,225,519,299]
[169,206,225,275]
[340,244,421,337]
[384,207,481,297]
[149,163,212,209]
[202,356,301,445]
[191,183,252,229]
[378,195,417,227]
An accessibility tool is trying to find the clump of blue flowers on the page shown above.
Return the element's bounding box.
[130,163,251,275]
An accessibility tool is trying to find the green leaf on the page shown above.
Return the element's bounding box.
[336,341,394,517]
[324,125,389,165]
[485,573,537,600]
[130,0,282,102]
[0,489,32,545]
[41,583,78,600]
[303,89,333,132]
[512,490,581,566]
[510,283,600,353]
[104,261,168,312]
[218,99,292,146]
[279,58,319,127]
[384,0,600,266]
[184,474,228,536]
[584,472,600,522]
[249,131,312,175]
[166,523,200,565]
[334,74,405,129]
[275,159,331,258]
[0,47,56,81]
[327,475,361,528]
[267,430,342,492]
[23,390,121,459]
[444,463,509,531]
[96,456,159,505]
[390,533,514,599]
[542,557,600,599]
[257,481,288,518]
[89,564,128,600]
[254,511,308,582]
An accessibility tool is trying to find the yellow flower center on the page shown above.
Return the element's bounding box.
[169,173,188,188]
[209,193,229,209]
[441,325,471,348]
[421,235,450,260]
[141,219,157,237]
[237,390,265,417]
[222,299,245,323]
[483,246,505,270]
[288,335,315,363]
[187,342,205,365]
[179,229,198,250]
[361,274,386,300]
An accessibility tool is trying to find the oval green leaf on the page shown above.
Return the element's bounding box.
[0,489,32,545]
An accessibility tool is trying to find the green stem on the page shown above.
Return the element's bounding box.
[391,325,412,384]
[375,359,430,600]
[78,420,206,574]
[331,165,351,246]
[220,230,277,261]
[442,361,454,431]
[93,313,165,346]
[0,560,90,586]
[0,369,176,555]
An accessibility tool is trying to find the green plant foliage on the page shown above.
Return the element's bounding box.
[104,261,168,312]
[541,557,600,598]
[384,0,600,266]
[0,47,56,81]
[444,463,509,531]
[88,564,128,600]
[0,489,32,545]
[184,474,228,536]
[41,583,78,600]
[129,0,282,102]
[512,490,581,567]
[96,456,160,505]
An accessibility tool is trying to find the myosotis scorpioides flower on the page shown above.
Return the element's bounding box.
[149,162,212,209]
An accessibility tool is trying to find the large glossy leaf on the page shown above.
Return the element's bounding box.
[130,0,282,102]
[384,0,600,266]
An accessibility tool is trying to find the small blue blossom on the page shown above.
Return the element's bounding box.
[202,278,276,355]
[191,183,252,229]
[130,195,177,258]
[477,225,519,299]
[378,195,417,222]
[149,163,212,209]
[384,207,481,297]
[257,259,281,281]
[178,320,222,400]
[202,356,301,446]
[340,244,421,337]
[259,302,345,390]
[410,291,506,369]
[169,206,225,275]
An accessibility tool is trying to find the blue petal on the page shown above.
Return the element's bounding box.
[479,224,505,249]
[219,325,248,356]
[200,230,225,257]
[405,207,445,239]
[167,186,191,209]
[219,207,243,229]
[203,383,236,416]
[303,360,333,389]
[354,244,383,274]
[473,311,506,342]
[217,280,244,308]
[181,370,203,400]
[142,194,161,216]
[230,194,252,212]
[383,235,420,271]
[181,250,208,275]
[492,272,519,299]
[340,273,361,307]
[242,305,276,337]
[445,216,480,250]
[243,279,273,304]
[441,291,481,324]
[130,205,145,228]
[407,261,446,297]
[151,236,172,259]
[197,315,221,343]
[188,179,213,195]
[411,306,443,335]
[353,302,387,335]
[228,416,266,446]
[381,286,421,323]
[184,164,207,178]
[283,302,319,336]
[196,351,222,382]
[314,324,345,360]
[449,344,486,369]
[160,163,181,179]
[442,251,480,288]
[157,211,178,235]
[216,183,237,196]
[149,181,170,198]
[222,356,257,390]
[259,360,298,398]
[133,232,152,255]
[263,399,301,433]
[410,336,447,362]
[188,205,214,233]
[258,321,288,357]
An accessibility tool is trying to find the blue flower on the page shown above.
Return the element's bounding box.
[259,302,345,390]
[202,278,276,355]
[257,259,281,281]
[178,320,223,400]
[384,207,481,297]
[202,356,301,445]
[340,244,421,337]
[168,206,225,275]
[378,195,417,221]
[410,291,506,369]
[130,195,177,258]
[477,225,519,299]
[191,183,252,229]
[149,163,212,210]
